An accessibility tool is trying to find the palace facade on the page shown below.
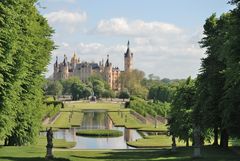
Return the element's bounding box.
[53,41,133,91]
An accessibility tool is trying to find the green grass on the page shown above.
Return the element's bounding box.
[127,135,188,148]
[108,111,143,128]
[0,137,75,161]
[76,129,123,137]
[70,112,83,127]
[50,112,71,128]
[37,137,76,149]
[108,111,168,132]
[0,145,240,161]
[138,123,168,132]
[43,111,83,129]
[63,102,126,111]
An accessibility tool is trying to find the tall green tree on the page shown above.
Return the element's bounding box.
[0,0,54,145]
[196,13,228,146]
[169,77,196,146]
[219,0,240,146]
[45,80,63,97]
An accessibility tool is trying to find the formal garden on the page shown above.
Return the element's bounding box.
[1,0,240,161]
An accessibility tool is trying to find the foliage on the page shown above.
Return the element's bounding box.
[128,96,170,117]
[119,69,148,98]
[45,80,63,96]
[102,89,115,99]
[70,81,92,100]
[148,84,175,103]
[193,2,240,147]
[76,129,123,137]
[60,77,80,95]
[168,77,196,146]
[0,0,54,145]
[118,90,130,101]
[42,104,61,119]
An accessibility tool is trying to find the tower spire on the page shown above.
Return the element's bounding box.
[127,40,130,48]
[55,56,58,66]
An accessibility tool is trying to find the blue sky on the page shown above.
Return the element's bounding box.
[38,0,233,79]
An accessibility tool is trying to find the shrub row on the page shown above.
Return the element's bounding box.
[76,129,123,137]
[127,96,171,117]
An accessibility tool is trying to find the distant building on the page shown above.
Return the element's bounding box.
[53,41,133,91]
[124,41,133,72]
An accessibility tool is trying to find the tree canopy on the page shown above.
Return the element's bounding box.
[0,0,54,145]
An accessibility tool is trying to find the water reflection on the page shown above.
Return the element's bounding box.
[41,110,142,149]
[81,110,112,129]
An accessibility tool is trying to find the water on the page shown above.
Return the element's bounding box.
[42,110,142,149]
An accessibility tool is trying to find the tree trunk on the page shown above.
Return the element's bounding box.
[186,138,189,147]
[193,126,201,158]
[220,128,229,148]
[171,135,176,152]
[213,127,219,146]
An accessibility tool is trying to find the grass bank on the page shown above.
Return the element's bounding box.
[76,129,123,137]
[127,135,188,148]
[108,111,168,132]
[63,102,126,111]
[43,111,83,129]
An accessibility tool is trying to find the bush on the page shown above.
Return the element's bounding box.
[128,97,171,117]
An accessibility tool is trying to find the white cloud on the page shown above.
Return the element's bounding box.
[95,18,182,37]
[45,10,87,25]
[46,17,205,79]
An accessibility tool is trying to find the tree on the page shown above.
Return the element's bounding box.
[219,1,240,146]
[169,77,196,146]
[91,79,105,98]
[148,84,174,103]
[118,90,130,101]
[0,0,54,145]
[102,89,115,100]
[119,69,148,98]
[195,9,240,148]
[61,77,80,95]
[196,13,227,147]
[45,80,63,97]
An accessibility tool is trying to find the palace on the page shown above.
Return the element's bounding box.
[53,41,133,91]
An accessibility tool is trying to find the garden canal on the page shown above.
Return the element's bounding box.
[43,110,142,149]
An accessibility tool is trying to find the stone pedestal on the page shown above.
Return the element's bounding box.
[193,126,201,158]
[171,136,176,152]
[45,145,54,159]
[154,118,158,128]
[193,146,201,158]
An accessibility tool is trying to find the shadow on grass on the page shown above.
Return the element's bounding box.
[0,157,70,161]
[68,147,240,161]
[70,149,192,161]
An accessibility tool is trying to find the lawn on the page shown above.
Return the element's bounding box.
[0,145,240,161]
[70,112,83,127]
[127,135,188,148]
[63,102,125,111]
[37,137,76,149]
[43,111,83,129]
[108,111,168,132]
[49,112,71,129]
